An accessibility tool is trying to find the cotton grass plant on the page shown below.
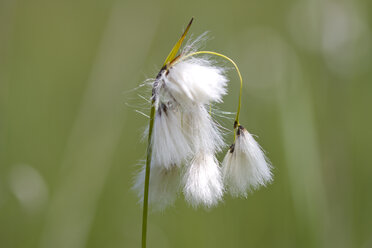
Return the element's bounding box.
[134,18,273,248]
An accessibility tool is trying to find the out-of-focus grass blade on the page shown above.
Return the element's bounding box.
[163,17,193,66]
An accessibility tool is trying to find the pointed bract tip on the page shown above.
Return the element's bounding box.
[163,18,194,67]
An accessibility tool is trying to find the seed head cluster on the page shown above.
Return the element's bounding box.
[133,37,273,211]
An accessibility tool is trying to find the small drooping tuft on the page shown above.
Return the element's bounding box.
[222,125,272,197]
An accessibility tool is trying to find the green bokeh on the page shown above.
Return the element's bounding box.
[1,0,371,247]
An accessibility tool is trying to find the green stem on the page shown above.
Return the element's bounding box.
[141,104,155,248]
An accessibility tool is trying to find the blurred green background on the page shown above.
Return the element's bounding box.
[1,0,372,247]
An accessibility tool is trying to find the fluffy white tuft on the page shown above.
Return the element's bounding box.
[222,126,272,197]
[164,58,228,105]
[183,152,223,208]
[133,163,180,211]
[151,105,192,169]
[183,104,225,153]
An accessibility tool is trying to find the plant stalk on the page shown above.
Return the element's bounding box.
[141,104,155,248]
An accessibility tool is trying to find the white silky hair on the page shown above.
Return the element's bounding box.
[222,126,272,197]
[151,105,192,169]
[183,152,223,208]
[164,57,228,105]
[133,163,180,211]
[181,31,209,55]
[182,104,225,153]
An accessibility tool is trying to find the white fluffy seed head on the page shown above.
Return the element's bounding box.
[140,54,228,210]
[183,152,223,208]
[164,58,228,105]
[151,105,192,169]
[134,33,274,210]
[133,163,180,211]
[222,126,273,197]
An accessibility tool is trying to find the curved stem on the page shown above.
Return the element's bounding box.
[142,104,155,248]
[175,51,243,141]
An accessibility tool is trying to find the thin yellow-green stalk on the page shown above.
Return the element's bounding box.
[141,104,155,248]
